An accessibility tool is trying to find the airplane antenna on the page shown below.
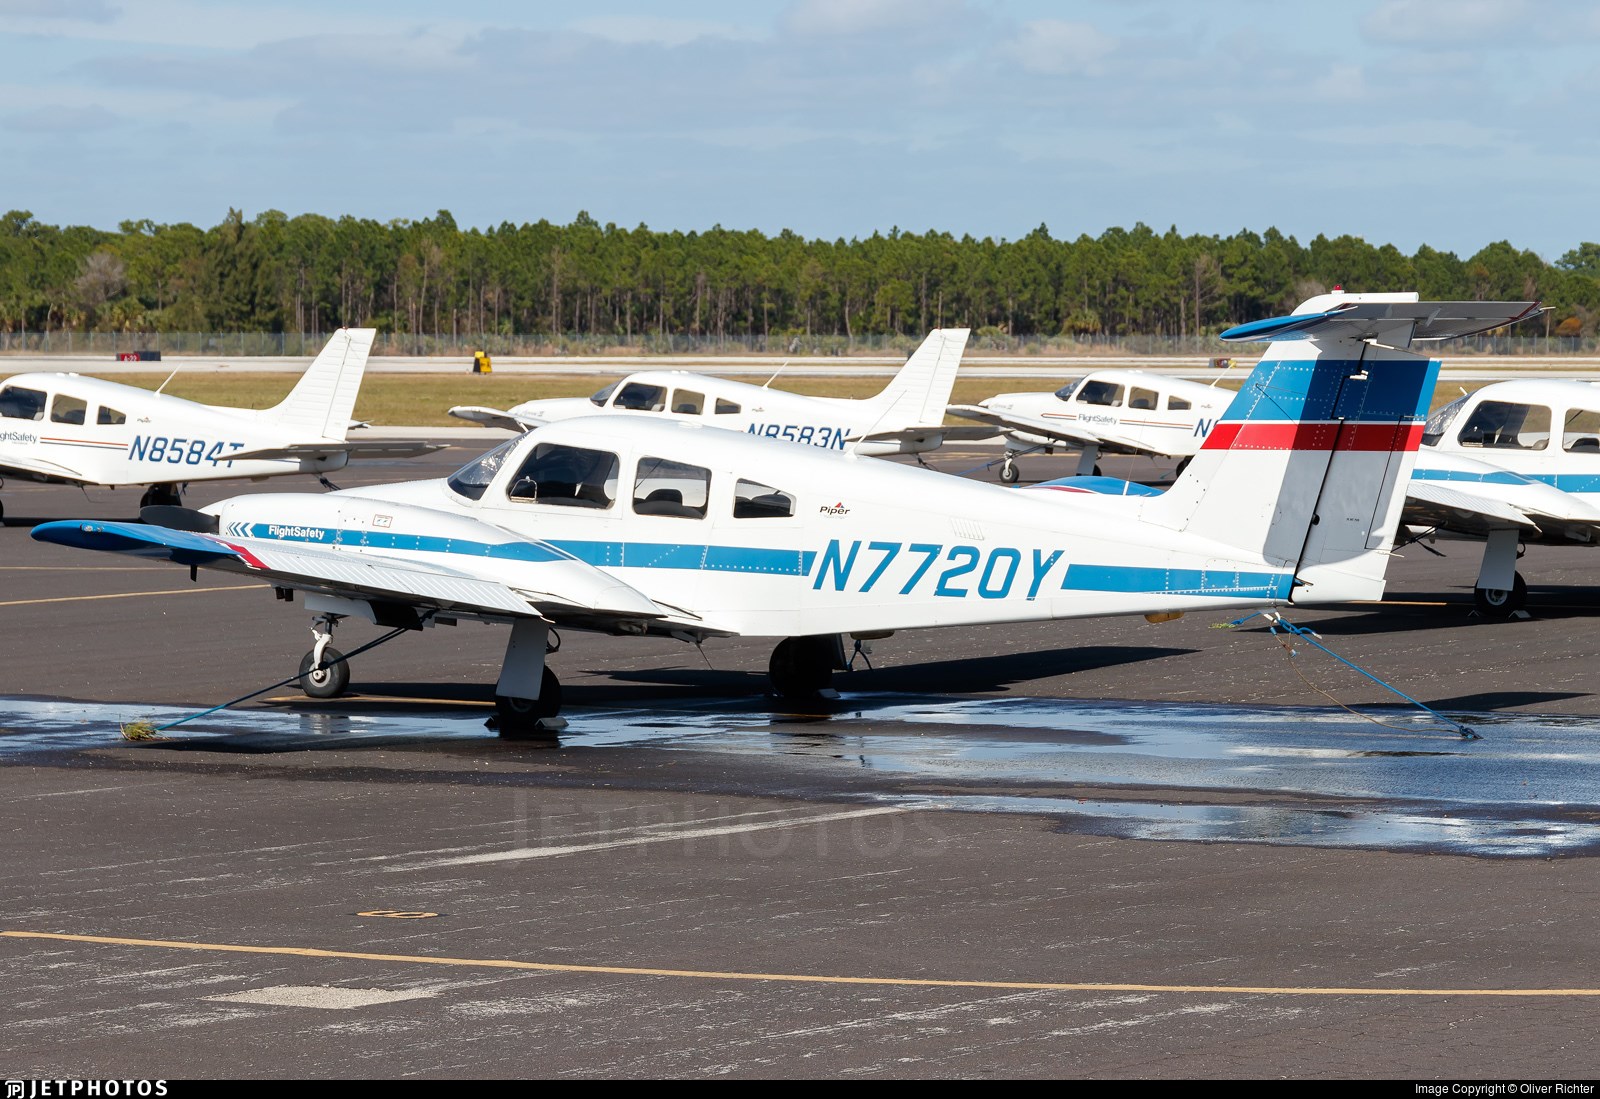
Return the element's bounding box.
[761,361,790,389]
[154,363,183,396]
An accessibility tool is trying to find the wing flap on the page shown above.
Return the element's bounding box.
[1403,482,1541,535]
[226,440,448,462]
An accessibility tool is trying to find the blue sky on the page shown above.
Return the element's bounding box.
[1,0,1594,260]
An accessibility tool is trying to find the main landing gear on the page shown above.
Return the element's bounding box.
[1472,529,1529,618]
[996,442,1101,485]
[769,635,845,699]
[139,483,181,509]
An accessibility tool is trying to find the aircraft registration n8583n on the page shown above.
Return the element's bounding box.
[32,295,1540,735]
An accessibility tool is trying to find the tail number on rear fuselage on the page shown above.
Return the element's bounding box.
[748,424,849,449]
[129,435,247,467]
[811,538,1063,600]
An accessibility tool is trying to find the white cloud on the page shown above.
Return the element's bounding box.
[1002,19,1116,75]
[568,15,761,47]
[781,0,967,38]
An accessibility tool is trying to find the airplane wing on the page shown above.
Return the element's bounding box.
[28,520,727,635]
[847,423,999,445]
[225,440,448,462]
[1403,481,1542,535]
[946,405,1169,457]
[0,454,88,483]
[448,406,529,432]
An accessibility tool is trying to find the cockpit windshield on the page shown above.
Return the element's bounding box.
[1422,395,1469,447]
[446,438,519,500]
[589,382,618,407]
[1053,378,1082,401]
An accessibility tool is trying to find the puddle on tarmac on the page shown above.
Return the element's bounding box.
[5,693,1600,857]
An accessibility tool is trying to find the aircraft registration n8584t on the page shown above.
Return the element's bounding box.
[32,295,1540,735]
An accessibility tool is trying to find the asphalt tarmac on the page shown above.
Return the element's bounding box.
[5,440,1600,1079]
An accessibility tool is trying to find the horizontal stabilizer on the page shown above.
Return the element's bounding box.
[226,440,448,462]
[448,406,528,432]
[1222,301,1541,346]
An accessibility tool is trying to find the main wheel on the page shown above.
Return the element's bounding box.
[998,460,1020,485]
[140,484,180,508]
[298,647,350,698]
[769,636,836,697]
[1474,572,1527,617]
[494,667,563,736]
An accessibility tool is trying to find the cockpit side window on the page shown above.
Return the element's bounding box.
[447,438,521,501]
[589,382,618,407]
[615,382,666,411]
[1052,378,1082,401]
[0,386,46,421]
[98,405,126,425]
[508,443,619,508]
[733,478,795,519]
[1422,394,1468,447]
[671,390,704,415]
[1075,381,1124,407]
[50,394,88,425]
[715,398,741,415]
[1563,408,1600,452]
[632,456,709,518]
[1457,400,1550,451]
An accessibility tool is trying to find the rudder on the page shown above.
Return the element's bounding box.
[263,328,376,440]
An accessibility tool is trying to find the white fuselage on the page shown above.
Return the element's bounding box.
[202,417,1297,641]
[979,370,1233,457]
[0,372,348,487]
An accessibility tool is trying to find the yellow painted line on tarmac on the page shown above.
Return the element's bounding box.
[5,930,1598,998]
[0,584,259,607]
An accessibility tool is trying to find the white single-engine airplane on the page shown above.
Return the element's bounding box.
[1402,378,1600,615]
[33,295,1537,735]
[0,329,441,520]
[948,368,1235,483]
[447,328,996,457]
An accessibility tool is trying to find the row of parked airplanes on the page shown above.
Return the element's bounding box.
[0,290,1581,732]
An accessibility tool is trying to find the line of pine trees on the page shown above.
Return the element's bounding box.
[3,207,1597,341]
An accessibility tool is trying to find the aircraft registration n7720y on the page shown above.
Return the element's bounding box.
[32,296,1538,735]
[447,327,997,457]
[0,329,441,520]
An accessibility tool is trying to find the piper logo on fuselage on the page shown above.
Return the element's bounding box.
[819,502,850,516]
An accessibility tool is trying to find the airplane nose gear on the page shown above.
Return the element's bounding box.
[299,614,350,698]
[998,456,1019,484]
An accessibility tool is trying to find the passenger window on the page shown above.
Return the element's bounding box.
[1563,409,1600,452]
[632,456,709,518]
[98,405,126,425]
[507,443,619,508]
[50,394,88,425]
[671,390,704,415]
[1129,387,1158,411]
[615,382,666,411]
[1075,381,1124,406]
[1167,395,1192,411]
[715,398,741,415]
[734,479,795,519]
[1457,400,1550,451]
[0,386,46,421]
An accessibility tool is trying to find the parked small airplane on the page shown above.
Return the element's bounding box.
[1405,377,1600,614]
[33,294,1536,735]
[0,329,442,520]
[948,368,1235,482]
[447,328,996,457]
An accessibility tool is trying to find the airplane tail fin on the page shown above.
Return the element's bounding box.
[866,328,970,427]
[1146,293,1540,604]
[261,328,376,440]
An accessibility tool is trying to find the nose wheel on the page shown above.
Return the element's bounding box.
[998,457,1020,484]
[299,614,351,698]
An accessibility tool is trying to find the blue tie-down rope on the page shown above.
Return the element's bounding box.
[120,623,417,739]
[1219,610,1481,740]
